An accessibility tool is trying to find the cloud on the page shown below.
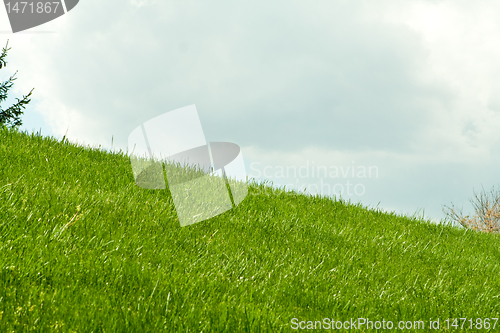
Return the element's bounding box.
[5,1,440,151]
[3,0,500,220]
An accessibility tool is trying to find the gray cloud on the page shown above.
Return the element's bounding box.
[12,1,454,153]
[4,0,500,221]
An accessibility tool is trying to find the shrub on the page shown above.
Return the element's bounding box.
[443,185,500,234]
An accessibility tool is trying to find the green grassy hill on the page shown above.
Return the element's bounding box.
[1,127,499,332]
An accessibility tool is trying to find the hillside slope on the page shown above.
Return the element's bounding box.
[1,127,499,332]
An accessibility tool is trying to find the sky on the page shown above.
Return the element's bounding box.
[1,0,500,223]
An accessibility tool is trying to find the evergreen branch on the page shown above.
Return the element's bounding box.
[0,88,34,128]
[0,40,11,69]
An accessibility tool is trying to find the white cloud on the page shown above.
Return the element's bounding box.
[381,0,500,162]
[2,0,500,221]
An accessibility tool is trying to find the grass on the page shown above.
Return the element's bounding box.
[0,126,499,332]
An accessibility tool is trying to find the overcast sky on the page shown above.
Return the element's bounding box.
[2,0,500,223]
